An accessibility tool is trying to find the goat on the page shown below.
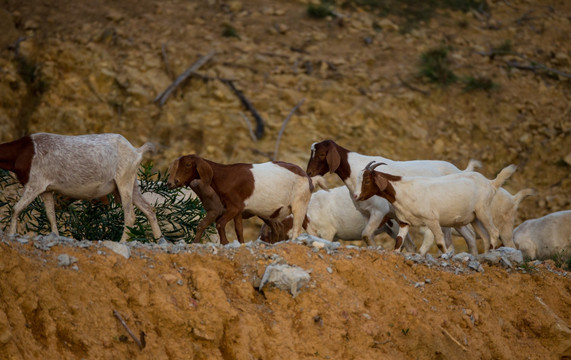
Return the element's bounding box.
[189,179,225,243]
[473,187,536,249]
[355,161,517,254]
[513,210,571,260]
[306,139,478,254]
[167,155,312,244]
[258,185,417,251]
[0,133,162,242]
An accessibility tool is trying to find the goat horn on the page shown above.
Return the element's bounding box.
[369,162,387,171]
[365,161,376,170]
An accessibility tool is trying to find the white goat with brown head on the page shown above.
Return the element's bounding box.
[355,161,517,254]
[0,133,162,242]
[305,139,478,253]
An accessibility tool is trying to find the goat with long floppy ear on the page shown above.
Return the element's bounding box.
[366,162,391,191]
[326,145,341,174]
[358,161,400,203]
[194,156,213,186]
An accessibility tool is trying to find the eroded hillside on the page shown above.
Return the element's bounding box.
[0,0,570,358]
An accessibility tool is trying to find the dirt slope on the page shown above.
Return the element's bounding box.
[1,237,570,360]
[0,0,570,358]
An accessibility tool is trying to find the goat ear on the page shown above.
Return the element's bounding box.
[326,147,340,174]
[374,172,389,192]
[196,158,213,185]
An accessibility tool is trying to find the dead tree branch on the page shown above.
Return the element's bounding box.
[161,43,174,80]
[154,50,216,107]
[220,79,265,139]
[474,49,571,78]
[397,74,430,96]
[113,310,145,350]
[505,60,571,78]
[273,98,305,161]
[239,111,258,142]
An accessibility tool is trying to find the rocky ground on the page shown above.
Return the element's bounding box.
[0,0,570,358]
[0,233,570,359]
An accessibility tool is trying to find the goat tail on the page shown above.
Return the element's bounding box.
[491,164,517,189]
[513,188,536,207]
[138,142,157,155]
[464,159,482,172]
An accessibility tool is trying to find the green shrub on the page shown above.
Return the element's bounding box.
[341,0,489,33]
[307,2,335,19]
[419,46,457,86]
[551,250,570,270]
[462,76,497,92]
[0,164,211,243]
[222,24,240,39]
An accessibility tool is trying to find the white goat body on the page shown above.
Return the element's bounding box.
[306,140,478,253]
[355,164,517,254]
[2,133,162,242]
[513,210,571,260]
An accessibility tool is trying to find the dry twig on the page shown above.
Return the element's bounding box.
[113,310,145,350]
[440,326,467,352]
[473,50,571,79]
[239,112,258,142]
[161,43,174,80]
[154,50,216,107]
[273,98,305,161]
[397,74,430,96]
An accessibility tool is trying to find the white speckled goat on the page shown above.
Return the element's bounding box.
[0,133,162,242]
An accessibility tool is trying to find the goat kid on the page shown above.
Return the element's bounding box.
[355,162,517,254]
[0,133,162,242]
[306,139,478,253]
[167,155,312,244]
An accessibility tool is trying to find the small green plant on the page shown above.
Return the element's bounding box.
[341,0,488,33]
[16,55,50,95]
[222,24,240,39]
[401,328,410,336]
[462,76,497,92]
[551,250,570,270]
[419,46,457,86]
[492,40,512,55]
[307,1,336,19]
[0,164,211,243]
[518,257,538,273]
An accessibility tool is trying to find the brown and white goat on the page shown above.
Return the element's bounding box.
[0,133,162,242]
[355,162,517,254]
[167,155,312,244]
[306,139,478,253]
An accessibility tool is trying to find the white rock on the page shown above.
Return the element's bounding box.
[259,264,310,297]
[102,241,131,259]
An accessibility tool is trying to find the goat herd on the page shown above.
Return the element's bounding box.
[0,133,569,261]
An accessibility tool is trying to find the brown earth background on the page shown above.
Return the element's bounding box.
[0,0,570,359]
